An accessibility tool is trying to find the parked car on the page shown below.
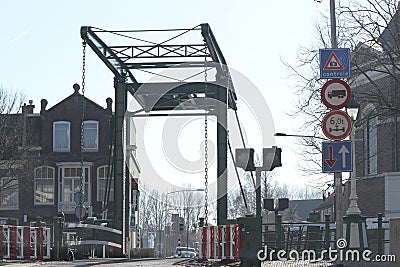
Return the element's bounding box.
[174,246,196,259]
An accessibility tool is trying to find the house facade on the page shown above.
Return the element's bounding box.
[0,84,140,248]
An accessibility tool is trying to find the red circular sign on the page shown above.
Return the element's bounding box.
[322,110,352,140]
[321,79,351,110]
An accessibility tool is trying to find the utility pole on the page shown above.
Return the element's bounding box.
[329,0,344,244]
[330,0,337,49]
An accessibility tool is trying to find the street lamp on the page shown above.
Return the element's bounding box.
[274,132,329,141]
[166,188,205,198]
[345,95,360,121]
[345,95,361,215]
[343,95,368,251]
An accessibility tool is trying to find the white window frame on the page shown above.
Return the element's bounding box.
[97,165,113,202]
[34,166,55,205]
[83,120,99,152]
[53,121,70,152]
[0,177,18,210]
[57,164,91,213]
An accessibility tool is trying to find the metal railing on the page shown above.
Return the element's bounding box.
[0,225,51,260]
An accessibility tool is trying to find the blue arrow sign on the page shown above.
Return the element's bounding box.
[322,141,352,172]
[320,48,351,79]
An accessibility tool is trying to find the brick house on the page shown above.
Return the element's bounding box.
[0,85,140,247]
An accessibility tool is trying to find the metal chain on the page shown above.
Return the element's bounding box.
[203,42,209,226]
[79,41,87,209]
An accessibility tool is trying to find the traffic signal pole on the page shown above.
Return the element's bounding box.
[255,168,262,267]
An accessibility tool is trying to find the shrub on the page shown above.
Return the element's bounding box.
[130,248,155,258]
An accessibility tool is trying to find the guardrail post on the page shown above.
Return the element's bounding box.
[324,214,331,252]
[53,217,63,260]
[276,214,282,251]
[377,213,383,255]
[0,225,2,260]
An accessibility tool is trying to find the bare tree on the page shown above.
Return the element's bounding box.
[0,87,32,209]
[138,185,204,253]
[283,0,400,187]
[228,170,320,219]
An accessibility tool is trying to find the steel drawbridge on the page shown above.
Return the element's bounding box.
[80,24,238,255]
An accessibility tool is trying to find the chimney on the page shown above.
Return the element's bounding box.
[22,100,35,114]
[40,99,48,119]
[73,83,80,94]
[105,97,113,115]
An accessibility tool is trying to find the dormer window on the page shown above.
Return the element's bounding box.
[53,121,70,152]
[83,121,98,152]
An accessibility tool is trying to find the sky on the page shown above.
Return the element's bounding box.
[1,1,329,197]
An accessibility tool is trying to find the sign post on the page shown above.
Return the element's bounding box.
[320,47,351,255]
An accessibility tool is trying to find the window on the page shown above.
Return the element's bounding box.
[58,166,90,213]
[34,166,55,205]
[53,121,70,152]
[364,116,378,175]
[83,121,98,151]
[0,177,18,209]
[97,166,113,202]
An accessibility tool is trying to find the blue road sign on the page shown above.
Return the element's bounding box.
[320,48,351,79]
[322,140,352,172]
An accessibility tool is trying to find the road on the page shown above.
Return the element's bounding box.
[1,258,229,267]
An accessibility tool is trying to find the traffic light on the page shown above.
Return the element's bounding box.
[198,217,205,227]
[262,146,282,171]
[179,223,184,232]
[263,199,274,211]
[278,198,289,211]
[235,148,256,171]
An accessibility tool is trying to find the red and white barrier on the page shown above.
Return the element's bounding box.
[200,224,242,260]
[0,225,51,260]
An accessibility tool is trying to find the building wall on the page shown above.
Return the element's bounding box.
[353,75,400,177]
[385,172,400,219]
[0,91,114,225]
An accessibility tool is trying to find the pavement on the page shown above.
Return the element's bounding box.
[261,260,333,267]
[1,259,399,267]
[261,260,400,267]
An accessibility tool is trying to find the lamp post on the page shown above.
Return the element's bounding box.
[343,96,368,251]
[345,96,361,215]
[164,188,204,257]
